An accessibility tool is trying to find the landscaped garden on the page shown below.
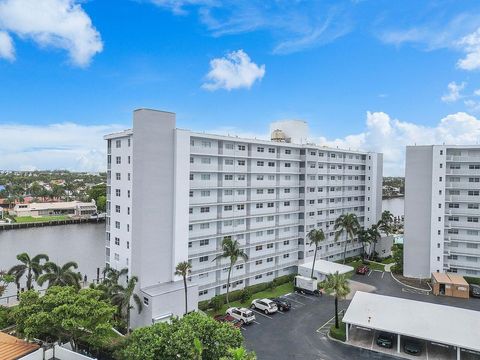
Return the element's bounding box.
[14,215,71,223]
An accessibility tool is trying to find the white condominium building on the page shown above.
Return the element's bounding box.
[104,109,382,328]
[404,145,480,279]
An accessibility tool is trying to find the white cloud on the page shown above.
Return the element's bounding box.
[207,111,480,176]
[441,81,466,103]
[0,0,103,66]
[0,122,125,171]
[474,89,480,96]
[202,49,265,91]
[456,28,480,70]
[0,30,13,60]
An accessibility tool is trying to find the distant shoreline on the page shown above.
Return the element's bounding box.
[0,217,105,231]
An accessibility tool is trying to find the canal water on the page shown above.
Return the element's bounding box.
[0,223,105,301]
[382,197,404,218]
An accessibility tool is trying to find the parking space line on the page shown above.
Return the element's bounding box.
[381,272,385,279]
[285,295,305,305]
[294,292,317,301]
[251,309,273,319]
[253,320,261,325]
[367,270,372,277]
[276,310,286,315]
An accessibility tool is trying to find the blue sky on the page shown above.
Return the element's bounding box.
[1,0,480,175]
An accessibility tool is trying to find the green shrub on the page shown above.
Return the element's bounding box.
[0,306,14,330]
[465,276,480,286]
[239,288,251,304]
[209,296,224,311]
[198,300,209,311]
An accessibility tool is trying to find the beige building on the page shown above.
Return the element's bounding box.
[12,201,97,218]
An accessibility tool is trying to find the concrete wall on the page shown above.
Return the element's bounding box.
[404,146,434,278]
[131,109,177,287]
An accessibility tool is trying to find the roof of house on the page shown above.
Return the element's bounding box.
[14,201,96,211]
[343,291,480,352]
[0,332,39,360]
[447,274,469,286]
[431,272,452,284]
[298,259,353,275]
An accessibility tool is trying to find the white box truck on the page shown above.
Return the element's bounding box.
[294,275,320,296]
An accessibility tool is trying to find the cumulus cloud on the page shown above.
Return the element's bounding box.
[0,30,14,60]
[0,0,103,66]
[202,49,265,91]
[456,28,480,70]
[209,111,480,176]
[0,123,125,171]
[441,81,466,103]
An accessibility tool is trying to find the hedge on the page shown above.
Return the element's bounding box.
[464,276,480,286]
[198,274,295,311]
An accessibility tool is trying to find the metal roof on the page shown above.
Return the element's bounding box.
[343,291,480,352]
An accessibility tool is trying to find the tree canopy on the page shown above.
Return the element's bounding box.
[116,312,245,360]
[14,286,116,351]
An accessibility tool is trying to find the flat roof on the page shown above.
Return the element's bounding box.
[15,201,95,211]
[142,280,197,297]
[343,291,480,352]
[299,259,353,275]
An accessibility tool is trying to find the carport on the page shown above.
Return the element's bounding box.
[342,291,480,359]
[298,259,353,281]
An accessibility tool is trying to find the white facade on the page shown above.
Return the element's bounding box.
[405,145,480,278]
[105,109,382,327]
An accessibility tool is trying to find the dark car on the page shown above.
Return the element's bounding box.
[376,332,394,349]
[470,284,480,298]
[269,296,292,311]
[213,314,243,328]
[404,339,422,356]
[356,265,369,275]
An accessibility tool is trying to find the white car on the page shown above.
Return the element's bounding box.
[226,307,256,324]
[251,298,278,314]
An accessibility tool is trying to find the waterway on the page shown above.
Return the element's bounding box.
[382,197,404,218]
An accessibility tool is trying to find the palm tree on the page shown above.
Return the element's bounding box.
[368,224,381,260]
[323,271,350,329]
[379,210,394,236]
[37,261,81,289]
[175,261,192,315]
[357,229,371,260]
[111,275,142,332]
[334,213,360,264]
[307,229,325,279]
[103,267,128,287]
[213,237,248,305]
[8,253,49,290]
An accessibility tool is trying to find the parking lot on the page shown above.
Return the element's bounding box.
[241,269,480,360]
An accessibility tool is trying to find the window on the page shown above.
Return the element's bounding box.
[200,207,210,213]
[199,290,208,296]
[255,245,263,251]
[225,159,234,165]
[469,177,480,183]
[257,161,264,166]
[201,141,211,148]
[115,189,121,197]
[115,237,120,245]
[128,156,131,164]
[201,174,210,180]
[257,147,264,152]
[257,175,264,180]
[189,191,194,198]
[224,189,233,195]
[201,190,210,197]
[116,156,121,164]
[189,208,193,214]
[116,173,121,180]
[128,173,131,181]
[267,202,274,208]
[201,157,211,164]
[115,221,120,229]
[115,205,120,213]
[284,188,291,193]
[200,239,209,246]
[225,143,234,149]
[189,174,194,181]
[224,205,233,211]
[127,207,130,215]
[268,188,275,194]
[238,160,245,166]
[268,161,275,167]
[255,275,263,280]
[283,254,290,259]
[237,204,245,210]
[256,203,263,209]
[200,223,210,229]
[284,201,290,206]
[257,189,264,194]
[238,145,246,151]
[255,260,263,265]
[128,138,131,147]
[267,243,274,249]
[116,140,121,148]
[238,175,245,180]
[199,256,209,262]
[284,163,291,168]
[268,148,275,153]
[285,149,291,154]
[225,175,233,180]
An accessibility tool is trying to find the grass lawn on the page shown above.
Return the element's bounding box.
[206,282,294,317]
[381,257,395,264]
[329,317,346,341]
[15,215,71,223]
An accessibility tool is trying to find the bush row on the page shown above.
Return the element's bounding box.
[198,273,295,311]
[464,276,480,286]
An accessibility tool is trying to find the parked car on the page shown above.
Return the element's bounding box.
[470,284,480,298]
[376,332,394,349]
[251,298,278,314]
[226,307,256,325]
[213,314,243,328]
[269,296,292,311]
[404,339,422,356]
[356,265,369,275]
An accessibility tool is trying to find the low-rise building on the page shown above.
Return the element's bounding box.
[11,201,97,218]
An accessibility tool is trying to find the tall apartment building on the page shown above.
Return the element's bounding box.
[404,145,480,279]
[105,109,383,328]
